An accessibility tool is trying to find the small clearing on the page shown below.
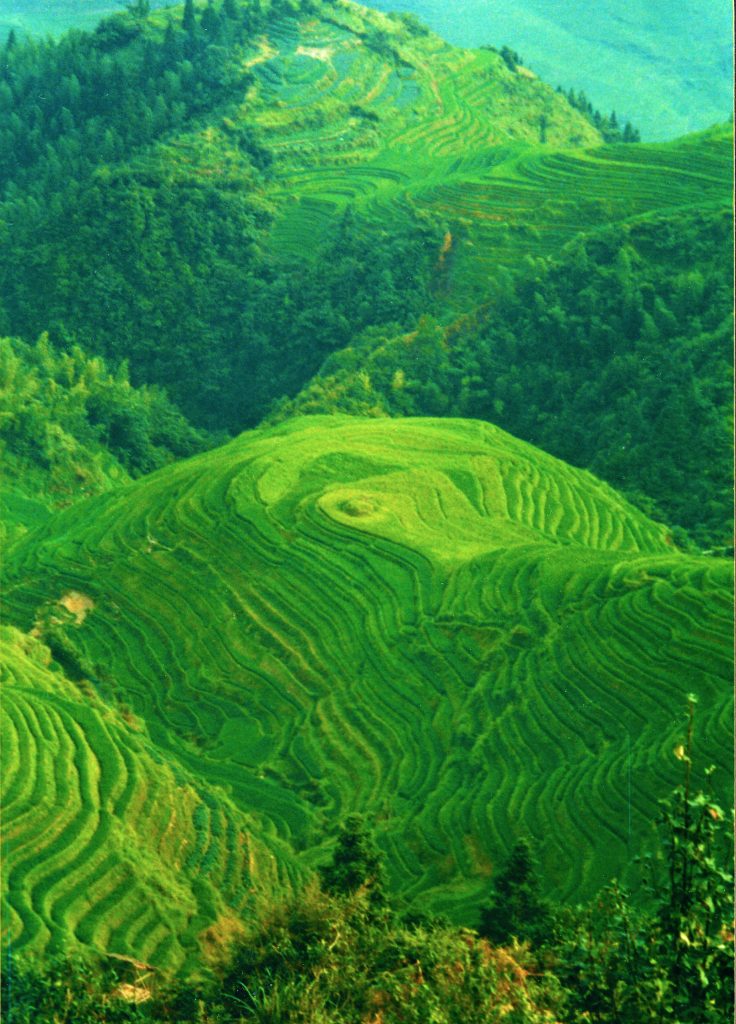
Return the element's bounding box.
[58,591,95,624]
[296,44,334,62]
[244,38,278,69]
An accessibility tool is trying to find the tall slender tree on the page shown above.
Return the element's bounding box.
[479,839,552,947]
[182,0,196,33]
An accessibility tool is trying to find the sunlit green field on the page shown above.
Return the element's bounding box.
[137,7,732,308]
[3,417,732,968]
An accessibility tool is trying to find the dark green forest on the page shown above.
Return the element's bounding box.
[0,0,731,545]
[0,0,441,430]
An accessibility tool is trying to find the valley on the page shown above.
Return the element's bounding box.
[0,0,732,1017]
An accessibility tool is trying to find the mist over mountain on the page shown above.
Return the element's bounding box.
[3,0,731,139]
[366,0,733,141]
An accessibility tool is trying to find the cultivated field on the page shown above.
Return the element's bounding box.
[2,417,732,966]
[181,7,734,305]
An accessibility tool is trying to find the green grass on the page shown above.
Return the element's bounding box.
[0,626,298,973]
[202,7,731,308]
[2,416,732,965]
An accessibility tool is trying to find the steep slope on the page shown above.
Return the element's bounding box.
[276,204,734,547]
[0,0,602,431]
[1,1,731,504]
[0,626,298,974]
[8,0,731,145]
[2,2,730,436]
[367,0,734,142]
[2,417,732,966]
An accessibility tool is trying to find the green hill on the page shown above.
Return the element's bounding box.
[276,204,734,547]
[2,416,732,969]
[0,626,294,974]
[0,6,732,536]
[6,0,731,145]
[367,0,734,143]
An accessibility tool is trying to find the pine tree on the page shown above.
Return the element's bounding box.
[319,815,386,908]
[182,0,196,33]
[479,839,552,947]
[200,0,222,38]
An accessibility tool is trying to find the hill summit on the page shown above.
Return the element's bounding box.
[2,416,731,970]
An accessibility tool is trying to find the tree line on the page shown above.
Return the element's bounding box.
[4,701,732,1022]
[273,210,734,549]
[557,86,640,143]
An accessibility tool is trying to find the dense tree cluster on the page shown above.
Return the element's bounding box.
[0,1,441,432]
[0,0,281,199]
[0,333,208,498]
[276,210,734,547]
[0,158,440,430]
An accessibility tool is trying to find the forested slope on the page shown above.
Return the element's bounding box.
[0,335,210,545]
[0,0,731,546]
[278,202,734,546]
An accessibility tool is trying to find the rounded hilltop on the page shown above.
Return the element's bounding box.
[2,415,732,968]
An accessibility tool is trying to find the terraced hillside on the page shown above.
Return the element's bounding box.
[2,417,732,968]
[201,3,733,301]
[2,0,732,435]
[0,626,297,974]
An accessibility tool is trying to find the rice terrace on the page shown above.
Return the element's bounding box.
[0,0,733,1021]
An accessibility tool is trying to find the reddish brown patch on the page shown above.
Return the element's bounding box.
[112,983,152,1004]
[199,915,247,967]
[58,591,95,625]
[438,230,453,266]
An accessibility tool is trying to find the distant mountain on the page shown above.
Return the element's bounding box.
[3,415,732,968]
[4,0,731,141]
[0,0,172,38]
[367,0,734,141]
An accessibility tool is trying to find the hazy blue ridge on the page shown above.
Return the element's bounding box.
[0,0,173,38]
[3,0,731,141]
[367,0,734,141]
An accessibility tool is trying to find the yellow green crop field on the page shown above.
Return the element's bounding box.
[2,416,731,968]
